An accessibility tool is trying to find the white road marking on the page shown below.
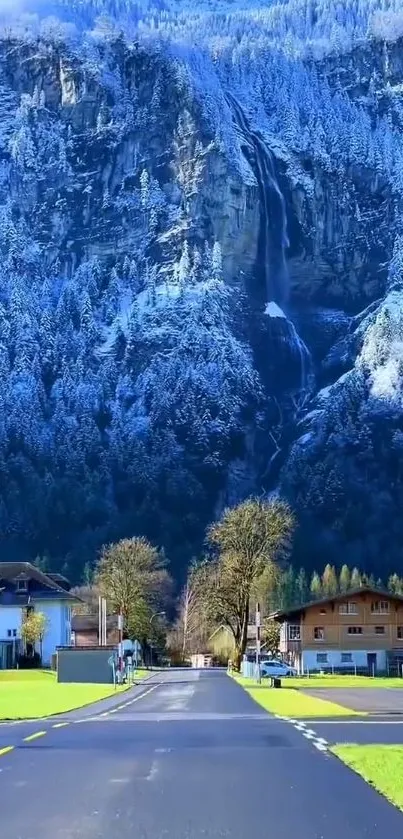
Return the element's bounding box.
[146,760,158,781]
[109,778,130,784]
[314,742,328,752]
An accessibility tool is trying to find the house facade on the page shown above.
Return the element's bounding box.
[0,563,78,668]
[71,614,119,647]
[271,586,403,674]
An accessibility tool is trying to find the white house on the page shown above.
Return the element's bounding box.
[0,563,80,668]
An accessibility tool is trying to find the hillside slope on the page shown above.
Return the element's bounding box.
[0,1,402,579]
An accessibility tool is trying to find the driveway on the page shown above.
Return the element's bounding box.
[302,687,403,713]
[0,670,402,838]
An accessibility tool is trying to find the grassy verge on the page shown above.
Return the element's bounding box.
[332,745,403,811]
[233,675,360,717]
[0,670,129,719]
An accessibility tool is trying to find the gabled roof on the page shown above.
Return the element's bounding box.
[72,614,119,632]
[0,562,80,603]
[270,586,403,622]
[47,573,71,591]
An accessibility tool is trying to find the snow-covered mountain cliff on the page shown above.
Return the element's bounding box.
[0,0,403,579]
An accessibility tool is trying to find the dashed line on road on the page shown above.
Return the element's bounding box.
[23,731,47,742]
[274,714,329,754]
[81,682,164,722]
[52,722,70,729]
[0,746,14,756]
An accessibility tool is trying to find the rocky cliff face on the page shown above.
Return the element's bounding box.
[0,9,402,581]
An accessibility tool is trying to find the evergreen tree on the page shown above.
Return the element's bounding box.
[339,564,351,593]
[388,573,403,595]
[310,571,322,600]
[281,567,296,609]
[295,568,308,605]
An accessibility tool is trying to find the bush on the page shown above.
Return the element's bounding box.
[17,652,42,670]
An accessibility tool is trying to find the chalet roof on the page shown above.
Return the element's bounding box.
[71,613,119,632]
[0,562,80,602]
[270,586,403,622]
[47,573,71,591]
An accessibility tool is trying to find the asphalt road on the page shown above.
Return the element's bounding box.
[0,669,402,838]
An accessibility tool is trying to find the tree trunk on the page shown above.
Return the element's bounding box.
[232,601,250,671]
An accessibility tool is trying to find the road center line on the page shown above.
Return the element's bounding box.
[23,731,47,742]
[52,722,70,729]
[0,746,14,756]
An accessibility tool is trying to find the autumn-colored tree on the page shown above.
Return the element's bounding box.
[310,571,322,599]
[21,611,48,660]
[322,564,338,596]
[350,567,362,588]
[262,618,281,655]
[95,537,172,643]
[202,498,295,670]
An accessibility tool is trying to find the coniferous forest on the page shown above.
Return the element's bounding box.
[0,0,403,582]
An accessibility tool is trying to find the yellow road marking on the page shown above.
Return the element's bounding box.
[0,746,14,756]
[23,731,47,742]
[52,722,69,729]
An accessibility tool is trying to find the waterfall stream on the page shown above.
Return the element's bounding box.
[226,93,312,393]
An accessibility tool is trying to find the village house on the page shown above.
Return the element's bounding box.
[71,613,120,647]
[0,562,78,668]
[271,586,403,675]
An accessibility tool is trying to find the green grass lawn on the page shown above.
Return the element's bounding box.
[233,676,360,717]
[0,669,130,719]
[332,745,403,811]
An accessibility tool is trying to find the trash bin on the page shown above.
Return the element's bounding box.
[272,677,282,688]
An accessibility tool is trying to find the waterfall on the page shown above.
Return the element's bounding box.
[226,92,312,392]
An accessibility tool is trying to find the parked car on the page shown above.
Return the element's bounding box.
[260,660,297,678]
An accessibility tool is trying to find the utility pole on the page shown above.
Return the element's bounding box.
[98,595,102,646]
[102,598,107,646]
[118,611,123,675]
[256,602,261,684]
[98,596,107,645]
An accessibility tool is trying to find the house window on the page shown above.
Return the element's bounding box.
[347,626,363,635]
[288,625,301,641]
[397,627,403,640]
[375,626,385,635]
[316,653,328,664]
[371,601,389,614]
[341,653,353,663]
[7,629,17,638]
[16,579,28,592]
[339,602,357,615]
[314,627,325,640]
[319,609,326,615]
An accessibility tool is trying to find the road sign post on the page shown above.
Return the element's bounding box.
[256,602,261,684]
